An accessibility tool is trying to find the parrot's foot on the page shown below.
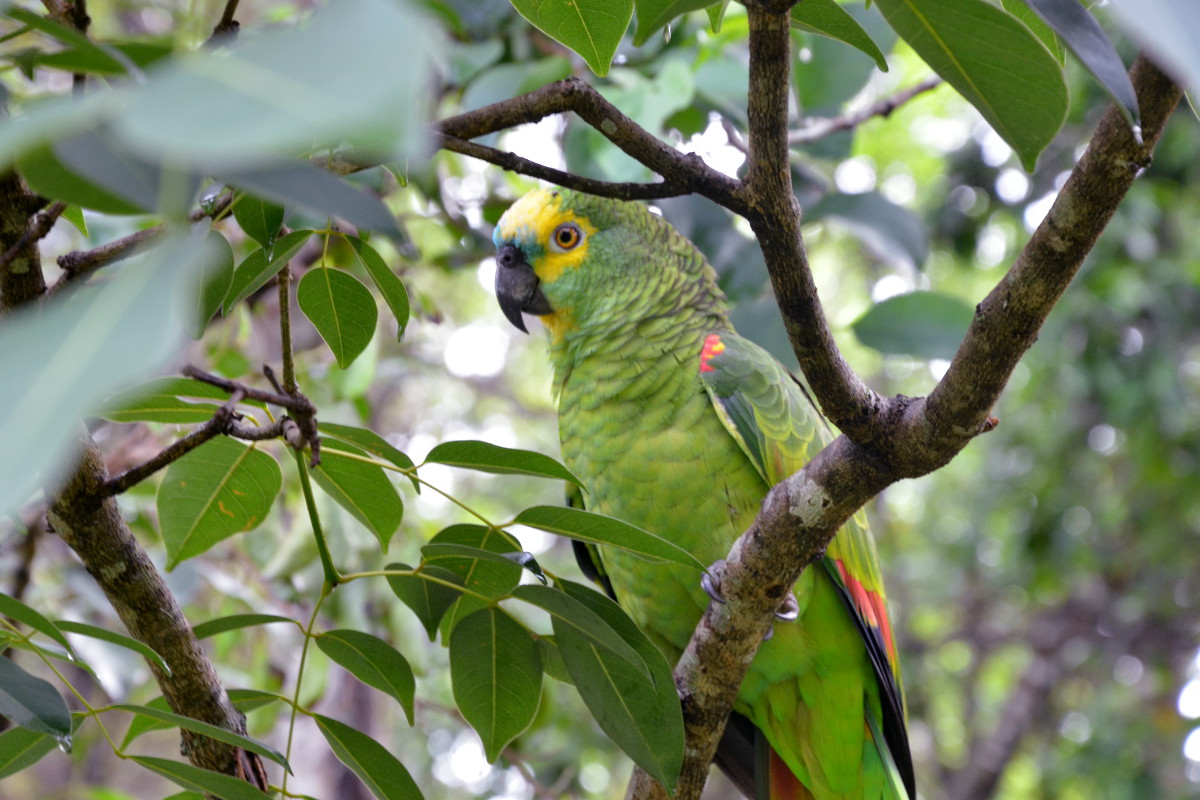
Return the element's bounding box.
[701,560,727,604]
[701,560,799,641]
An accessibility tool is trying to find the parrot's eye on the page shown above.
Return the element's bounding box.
[551,223,583,251]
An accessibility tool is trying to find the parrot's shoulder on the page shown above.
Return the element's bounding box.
[696,330,825,486]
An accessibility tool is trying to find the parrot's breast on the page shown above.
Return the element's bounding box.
[555,334,765,655]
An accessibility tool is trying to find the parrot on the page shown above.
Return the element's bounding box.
[492,187,914,800]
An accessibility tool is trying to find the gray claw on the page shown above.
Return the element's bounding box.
[701,559,728,604]
[763,591,799,642]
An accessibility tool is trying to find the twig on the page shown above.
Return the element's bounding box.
[436,77,743,211]
[437,134,695,201]
[182,366,314,415]
[0,201,65,275]
[789,75,943,144]
[276,265,298,394]
[52,192,233,292]
[208,0,240,44]
[103,390,256,495]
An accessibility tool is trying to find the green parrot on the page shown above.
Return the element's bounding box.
[493,187,914,800]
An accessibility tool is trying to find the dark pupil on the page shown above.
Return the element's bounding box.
[558,228,575,246]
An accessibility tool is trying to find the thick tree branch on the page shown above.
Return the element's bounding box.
[645,52,1182,800]
[740,3,886,438]
[47,432,268,788]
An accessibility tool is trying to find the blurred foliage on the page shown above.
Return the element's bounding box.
[0,1,1197,800]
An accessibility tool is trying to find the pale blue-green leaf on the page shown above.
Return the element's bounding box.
[1024,0,1138,129]
[0,232,219,519]
[220,162,403,238]
[1108,0,1200,98]
[113,0,438,166]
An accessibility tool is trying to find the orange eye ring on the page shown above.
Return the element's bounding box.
[552,223,583,251]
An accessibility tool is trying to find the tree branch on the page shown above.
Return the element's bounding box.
[47,432,268,788]
[435,77,744,210]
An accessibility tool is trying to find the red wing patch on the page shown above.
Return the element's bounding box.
[835,560,898,668]
[700,333,726,373]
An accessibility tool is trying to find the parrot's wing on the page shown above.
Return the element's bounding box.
[698,331,915,799]
[564,481,618,601]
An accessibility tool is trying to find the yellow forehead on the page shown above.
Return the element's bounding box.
[498,189,595,243]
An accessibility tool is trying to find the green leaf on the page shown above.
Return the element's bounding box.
[314,714,425,800]
[511,584,651,678]
[0,657,72,741]
[0,723,60,780]
[448,607,542,761]
[130,756,273,800]
[556,580,683,790]
[297,267,378,369]
[222,163,404,239]
[514,506,705,570]
[806,191,929,271]
[60,204,88,236]
[54,620,169,676]
[424,440,581,486]
[348,236,410,340]
[386,562,465,640]
[535,636,574,684]
[851,290,975,360]
[97,377,238,425]
[873,0,1068,170]
[633,1,716,46]
[231,192,285,249]
[193,231,235,339]
[223,229,312,313]
[311,445,403,549]
[425,525,524,634]
[1023,0,1139,130]
[318,421,419,491]
[424,525,523,597]
[158,437,283,569]
[193,613,297,639]
[316,630,416,724]
[0,593,73,654]
[791,0,888,71]
[112,704,290,772]
[121,690,281,747]
[509,0,633,76]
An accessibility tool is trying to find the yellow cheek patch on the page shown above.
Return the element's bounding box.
[495,188,597,283]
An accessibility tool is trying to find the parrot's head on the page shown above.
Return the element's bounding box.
[491,187,724,341]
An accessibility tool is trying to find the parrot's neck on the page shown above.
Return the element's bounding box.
[546,300,730,405]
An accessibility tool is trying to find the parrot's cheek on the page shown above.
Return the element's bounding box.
[495,244,553,332]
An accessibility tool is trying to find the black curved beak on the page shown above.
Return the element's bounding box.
[495,243,552,333]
